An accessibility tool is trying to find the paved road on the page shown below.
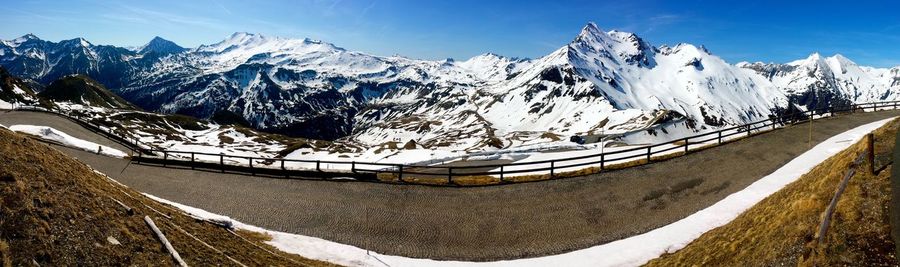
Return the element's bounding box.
[4,109,900,261]
[0,110,131,152]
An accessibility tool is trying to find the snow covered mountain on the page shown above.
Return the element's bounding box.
[738,53,899,110]
[1,23,897,151]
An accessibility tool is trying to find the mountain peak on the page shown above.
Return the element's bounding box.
[139,36,185,55]
[575,22,607,42]
[59,37,92,48]
[8,34,41,46]
[808,52,822,60]
[19,33,39,41]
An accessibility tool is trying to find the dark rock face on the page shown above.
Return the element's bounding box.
[38,75,138,110]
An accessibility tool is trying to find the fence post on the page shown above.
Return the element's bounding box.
[190,152,195,170]
[500,165,504,182]
[163,152,168,167]
[351,161,356,173]
[868,133,875,175]
[684,137,689,154]
[550,161,555,178]
[220,153,224,172]
[646,146,651,162]
[718,131,722,144]
[281,159,285,170]
[398,165,404,182]
[249,158,254,175]
[316,160,321,172]
[599,153,605,170]
[448,167,453,184]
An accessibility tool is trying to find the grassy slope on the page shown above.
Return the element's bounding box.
[646,118,900,266]
[0,127,337,266]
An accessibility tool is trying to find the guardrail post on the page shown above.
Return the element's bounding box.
[281,159,285,170]
[646,146,651,162]
[600,154,605,170]
[163,152,168,167]
[351,161,356,173]
[190,152,195,170]
[448,167,453,184]
[550,161,555,178]
[220,153,224,172]
[874,103,878,111]
[249,158,254,175]
[316,160,321,172]
[398,165,404,182]
[718,131,722,144]
[499,165,504,182]
[684,137,689,154]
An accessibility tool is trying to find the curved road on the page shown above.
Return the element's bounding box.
[2,109,899,261]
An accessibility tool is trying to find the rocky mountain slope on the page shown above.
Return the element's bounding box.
[38,75,138,109]
[0,67,48,108]
[1,23,897,151]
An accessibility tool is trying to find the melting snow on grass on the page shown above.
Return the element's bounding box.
[135,117,897,266]
[8,124,128,158]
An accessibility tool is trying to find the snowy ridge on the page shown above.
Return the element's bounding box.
[1,22,899,154]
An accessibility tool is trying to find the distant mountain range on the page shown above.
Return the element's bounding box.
[1,23,898,149]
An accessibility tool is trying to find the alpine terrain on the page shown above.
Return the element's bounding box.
[2,23,899,152]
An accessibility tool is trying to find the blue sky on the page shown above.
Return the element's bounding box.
[3,0,899,67]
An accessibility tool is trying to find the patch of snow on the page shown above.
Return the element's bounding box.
[0,99,12,109]
[8,125,128,158]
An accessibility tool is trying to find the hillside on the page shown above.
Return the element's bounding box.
[38,75,138,109]
[0,67,50,108]
[645,118,899,266]
[0,127,335,266]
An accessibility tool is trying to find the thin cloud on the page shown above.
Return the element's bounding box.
[214,1,232,15]
[115,3,228,31]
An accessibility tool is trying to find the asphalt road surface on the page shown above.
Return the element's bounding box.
[3,109,899,261]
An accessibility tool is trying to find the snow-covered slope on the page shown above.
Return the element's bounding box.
[739,53,899,110]
[1,23,897,153]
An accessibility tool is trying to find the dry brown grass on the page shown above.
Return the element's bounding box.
[645,118,900,266]
[0,128,337,266]
[235,229,273,242]
[0,239,10,267]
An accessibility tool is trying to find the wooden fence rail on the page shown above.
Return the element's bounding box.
[9,100,900,186]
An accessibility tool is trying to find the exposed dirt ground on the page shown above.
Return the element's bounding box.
[646,118,900,266]
[0,127,336,266]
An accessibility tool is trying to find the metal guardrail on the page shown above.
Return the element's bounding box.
[7,100,900,185]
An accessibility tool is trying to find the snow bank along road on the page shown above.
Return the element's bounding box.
[2,109,900,261]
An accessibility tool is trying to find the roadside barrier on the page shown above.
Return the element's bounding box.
[7,100,900,186]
